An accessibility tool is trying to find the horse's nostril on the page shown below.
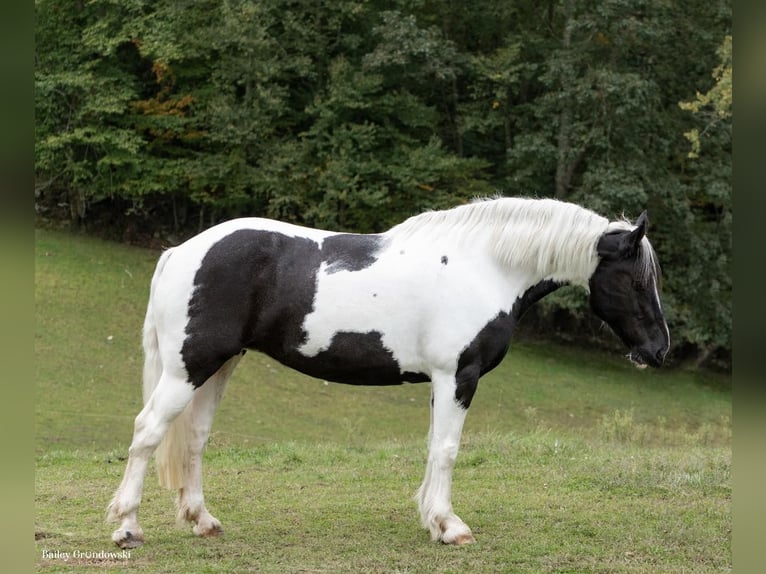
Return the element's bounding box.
[656,348,666,364]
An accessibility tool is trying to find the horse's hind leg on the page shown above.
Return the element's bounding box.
[107,370,194,548]
[176,355,241,537]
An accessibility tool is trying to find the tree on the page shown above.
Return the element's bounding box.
[34,0,732,368]
[672,34,732,366]
[679,35,732,159]
[35,0,144,222]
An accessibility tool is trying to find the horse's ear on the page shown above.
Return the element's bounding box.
[634,211,649,232]
[597,211,649,259]
[619,211,648,257]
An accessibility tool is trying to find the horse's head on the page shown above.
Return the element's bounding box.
[589,212,670,369]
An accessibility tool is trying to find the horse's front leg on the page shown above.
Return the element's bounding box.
[416,369,477,545]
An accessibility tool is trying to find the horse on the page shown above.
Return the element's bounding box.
[106,196,669,548]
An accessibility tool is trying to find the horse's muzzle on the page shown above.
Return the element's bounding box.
[629,345,667,369]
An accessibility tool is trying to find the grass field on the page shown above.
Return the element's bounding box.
[34,228,731,572]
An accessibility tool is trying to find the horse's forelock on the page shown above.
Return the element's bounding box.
[637,238,661,289]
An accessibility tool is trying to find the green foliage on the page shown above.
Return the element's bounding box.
[35,0,731,367]
[679,35,732,159]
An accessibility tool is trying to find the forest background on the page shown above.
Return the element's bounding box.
[34,0,732,370]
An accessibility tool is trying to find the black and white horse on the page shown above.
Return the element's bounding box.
[107,197,669,548]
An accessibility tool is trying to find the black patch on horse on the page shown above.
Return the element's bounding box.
[289,331,429,386]
[181,229,414,388]
[182,229,323,388]
[454,279,561,408]
[323,234,384,274]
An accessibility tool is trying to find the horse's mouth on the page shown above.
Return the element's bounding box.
[628,349,659,369]
[629,354,648,369]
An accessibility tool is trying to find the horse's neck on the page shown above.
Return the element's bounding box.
[386,199,607,287]
[494,234,598,288]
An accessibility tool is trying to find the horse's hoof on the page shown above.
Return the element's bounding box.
[451,532,476,545]
[112,528,144,549]
[193,521,223,538]
[440,521,475,545]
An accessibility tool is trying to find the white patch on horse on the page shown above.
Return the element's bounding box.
[297,237,535,378]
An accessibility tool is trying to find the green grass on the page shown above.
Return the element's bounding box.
[36,437,729,573]
[35,228,731,572]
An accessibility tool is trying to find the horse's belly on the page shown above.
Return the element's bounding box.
[262,330,430,386]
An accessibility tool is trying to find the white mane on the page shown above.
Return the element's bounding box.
[386,197,655,288]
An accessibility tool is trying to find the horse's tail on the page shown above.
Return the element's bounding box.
[141,248,189,490]
[141,248,172,405]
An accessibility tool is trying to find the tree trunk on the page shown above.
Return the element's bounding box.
[555,7,574,199]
